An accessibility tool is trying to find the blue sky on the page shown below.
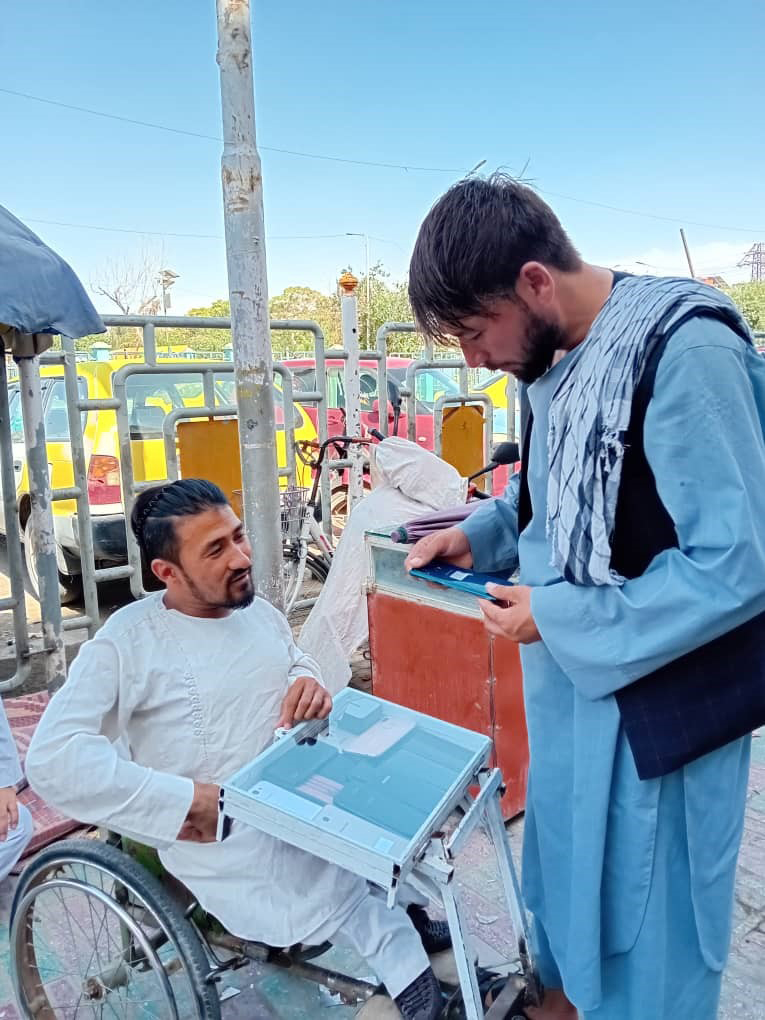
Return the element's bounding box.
[2,0,763,314]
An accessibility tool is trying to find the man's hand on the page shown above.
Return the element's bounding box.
[479,584,541,645]
[405,527,473,571]
[176,781,220,843]
[277,676,332,730]
[0,786,19,842]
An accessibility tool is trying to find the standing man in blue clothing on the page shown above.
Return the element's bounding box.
[405,174,765,1020]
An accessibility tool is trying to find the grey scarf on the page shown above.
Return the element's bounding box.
[546,275,752,586]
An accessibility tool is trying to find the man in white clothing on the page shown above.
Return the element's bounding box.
[26,479,447,1020]
[1,697,33,882]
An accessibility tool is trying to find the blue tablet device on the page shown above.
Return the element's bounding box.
[409,562,515,601]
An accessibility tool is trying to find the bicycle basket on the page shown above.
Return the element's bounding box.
[280,486,311,541]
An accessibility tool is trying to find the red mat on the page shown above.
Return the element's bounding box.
[4,691,81,857]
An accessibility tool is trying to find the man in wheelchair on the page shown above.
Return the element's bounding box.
[26,479,448,1020]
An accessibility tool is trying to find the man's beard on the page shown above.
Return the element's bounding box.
[182,566,255,610]
[220,579,255,610]
[514,310,568,384]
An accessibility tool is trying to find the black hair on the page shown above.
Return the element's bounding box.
[408,172,581,342]
[131,479,228,582]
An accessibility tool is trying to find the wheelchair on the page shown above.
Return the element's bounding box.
[9,834,521,1018]
[9,833,382,1019]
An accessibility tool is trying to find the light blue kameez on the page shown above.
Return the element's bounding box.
[460,317,765,1017]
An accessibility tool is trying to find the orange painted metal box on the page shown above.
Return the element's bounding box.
[365,535,529,818]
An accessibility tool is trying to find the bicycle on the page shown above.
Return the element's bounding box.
[282,433,379,614]
[280,434,517,614]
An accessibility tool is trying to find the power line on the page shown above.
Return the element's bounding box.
[539,188,763,235]
[6,85,762,236]
[22,217,367,241]
[616,260,748,277]
[25,217,222,239]
[269,233,351,240]
[23,216,410,250]
[0,87,463,173]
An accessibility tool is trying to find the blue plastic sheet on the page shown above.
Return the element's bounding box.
[0,205,104,339]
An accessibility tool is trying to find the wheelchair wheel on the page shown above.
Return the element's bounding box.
[10,838,222,1019]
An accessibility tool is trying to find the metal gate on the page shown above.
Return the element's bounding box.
[1,309,519,693]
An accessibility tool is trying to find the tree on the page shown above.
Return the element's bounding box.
[269,286,340,353]
[174,299,232,352]
[79,258,429,359]
[354,263,422,355]
[724,282,765,334]
[90,248,163,352]
[91,250,161,315]
[171,290,339,356]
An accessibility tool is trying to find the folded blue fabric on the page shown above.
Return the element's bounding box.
[0,205,105,339]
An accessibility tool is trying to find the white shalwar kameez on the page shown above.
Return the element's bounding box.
[26,593,429,997]
[0,696,33,882]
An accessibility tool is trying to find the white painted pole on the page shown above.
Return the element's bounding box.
[17,354,67,693]
[364,234,370,348]
[216,0,283,608]
[339,272,364,511]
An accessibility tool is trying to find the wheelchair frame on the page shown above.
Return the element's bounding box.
[9,832,380,1019]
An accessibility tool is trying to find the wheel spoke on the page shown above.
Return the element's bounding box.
[82,894,111,992]
[15,874,188,1020]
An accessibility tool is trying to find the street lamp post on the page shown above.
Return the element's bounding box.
[157,268,179,315]
[346,233,370,347]
[156,268,179,353]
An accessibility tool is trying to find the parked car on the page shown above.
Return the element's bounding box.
[284,356,465,446]
[2,358,316,602]
[472,371,521,444]
[285,357,516,497]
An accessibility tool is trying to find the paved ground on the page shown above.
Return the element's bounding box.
[1,558,764,1018]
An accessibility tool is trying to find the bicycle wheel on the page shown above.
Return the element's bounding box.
[11,838,221,1020]
[282,544,306,613]
[306,553,329,584]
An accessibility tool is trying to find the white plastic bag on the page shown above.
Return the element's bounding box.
[299,438,466,693]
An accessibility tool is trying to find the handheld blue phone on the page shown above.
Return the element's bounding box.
[409,562,515,601]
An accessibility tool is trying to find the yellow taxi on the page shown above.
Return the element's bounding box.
[1,357,316,602]
[472,371,520,444]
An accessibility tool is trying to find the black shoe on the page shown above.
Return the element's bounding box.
[394,966,443,1020]
[407,904,453,954]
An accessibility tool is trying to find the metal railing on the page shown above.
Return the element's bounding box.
[111,359,304,601]
[0,355,31,693]
[0,310,510,692]
[0,317,333,690]
[0,306,756,694]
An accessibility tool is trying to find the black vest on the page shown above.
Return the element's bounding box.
[519,311,765,779]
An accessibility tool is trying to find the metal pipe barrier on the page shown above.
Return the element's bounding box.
[112,359,302,600]
[0,328,131,692]
[402,358,491,450]
[161,365,299,491]
[99,315,355,542]
[376,319,521,451]
[375,323,418,438]
[36,344,114,638]
[1,311,508,691]
[433,393,493,472]
[0,316,340,688]
[15,354,67,693]
[504,374,518,442]
[162,406,236,480]
[0,352,31,693]
[272,321,333,540]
